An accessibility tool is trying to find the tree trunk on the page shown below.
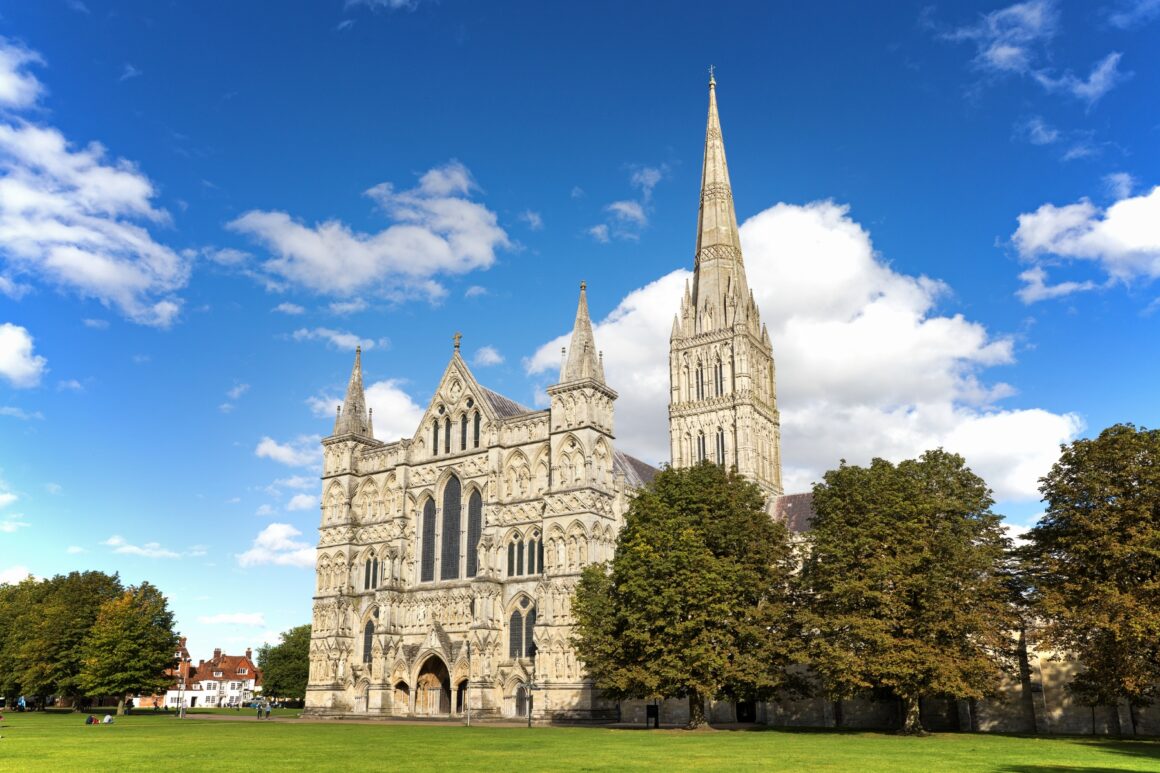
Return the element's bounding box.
[1128,702,1138,736]
[899,694,924,735]
[116,697,126,716]
[686,690,706,729]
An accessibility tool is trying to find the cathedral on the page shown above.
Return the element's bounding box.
[303,75,787,721]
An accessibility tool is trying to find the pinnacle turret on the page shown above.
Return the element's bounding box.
[333,346,372,438]
[559,281,605,384]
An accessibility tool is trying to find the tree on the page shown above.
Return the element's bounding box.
[258,624,312,701]
[572,462,801,727]
[800,449,1018,734]
[1020,424,1160,732]
[0,571,123,707]
[78,582,179,715]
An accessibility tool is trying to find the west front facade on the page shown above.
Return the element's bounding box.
[304,76,771,721]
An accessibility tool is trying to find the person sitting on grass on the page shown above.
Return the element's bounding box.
[85,715,96,725]
[102,715,113,725]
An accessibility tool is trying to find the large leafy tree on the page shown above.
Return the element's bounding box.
[800,449,1017,734]
[572,462,800,727]
[0,571,123,706]
[78,582,179,714]
[258,624,312,701]
[1020,424,1160,732]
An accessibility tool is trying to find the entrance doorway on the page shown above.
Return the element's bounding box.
[415,656,451,716]
[455,680,467,715]
[514,685,529,717]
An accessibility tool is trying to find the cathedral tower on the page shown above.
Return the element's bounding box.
[668,75,783,497]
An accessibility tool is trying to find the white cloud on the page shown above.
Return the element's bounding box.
[1013,185,1160,301]
[1103,172,1135,200]
[0,405,43,420]
[1017,116,1059,145]
[1016,265,1098,303]
[255,435,319,468]
[205,247,250,266]
[519,210,543,230]
[118,63,141,82]
[630,165,667,201]
[0,565,32,584]
[464,285,487,298]
[226,383,250,400]
[291,327,387,350]
[0,39,44,109]
[0,323,47,387]
[529,200,1079,501]
[286,493,317,511]
[57,378,84,392]
[944,2,1125,106]
[347,0,425,12]
[329,298,367,315]
[82,318,109,329]
[255,503,275,517]
[308,378,424,442]
[264,475,314,496]
[66,545,85,554]
[45,482,62,494]
[606,200,647,227]
[273,302,304,315]
[236,522,315,568]
[588,224,610,243]
[0,490,17,509]
[103,534,180,559]
[473,345,503,367]
[0,41,189,327]
[229,160,509,302]
[0,274,31,299]
[198,612,266,626]
[0,516,28,533]
[1032,52,1126,107]
[1109,0,1160,28]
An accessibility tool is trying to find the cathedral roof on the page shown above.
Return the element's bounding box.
[772,492,815,534]
[613,450,659,488]
[479,385,534,419]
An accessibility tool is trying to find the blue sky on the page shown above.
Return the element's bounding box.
[1,0,1157,659]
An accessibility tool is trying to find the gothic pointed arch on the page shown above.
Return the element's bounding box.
[440,474,462,580]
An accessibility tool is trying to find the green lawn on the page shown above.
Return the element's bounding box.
[1,711,1157,772]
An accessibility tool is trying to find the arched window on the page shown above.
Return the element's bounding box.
[441,476,462,580]
[444,418,451,455]
[460,414,468,451]
[509,598,536,659]
[696,363,704,400]
[362,620,374,664]
[364,558,372,590]
[432,422,439,455]
[420,499,436,582]
[473,411,481,448]
[372,557,379,588]
[715,359,724,396]
[509,608,523,659]
[697,431,706,463]
[537,540,544,573]
[526,539,537,575]
[516,538,524,575]
[507,543,515,577]
[716,428,725,466]
[466,490,482,578]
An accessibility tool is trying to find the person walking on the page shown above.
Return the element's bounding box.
[263,700,271,720]
[255,701,262,720]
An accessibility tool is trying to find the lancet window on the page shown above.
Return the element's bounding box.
[441,476,462,580]
[466,490,482,577]
[508,597,537,659]
[420,499,436,582]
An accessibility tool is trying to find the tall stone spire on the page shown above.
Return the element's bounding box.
[560,281,605,384]
[690,73,750,332]
[333,346,372,438]
[668,74,782,498]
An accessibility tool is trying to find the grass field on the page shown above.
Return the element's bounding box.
[0,710,1157,772]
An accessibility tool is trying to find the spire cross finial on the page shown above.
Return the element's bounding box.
[453,332,462,351]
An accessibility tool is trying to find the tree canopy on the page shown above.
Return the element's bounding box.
[1020,423,1160,728]
[571,461,800,726]
[0,571,123,704]
[78,582,178,714]
[800,449,1018,734]
[258,624,312,701]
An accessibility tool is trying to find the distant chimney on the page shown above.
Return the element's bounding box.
[245,648,252,660]
[213,647,222,660]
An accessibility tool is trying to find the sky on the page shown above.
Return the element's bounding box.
[0,0,1158,661]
